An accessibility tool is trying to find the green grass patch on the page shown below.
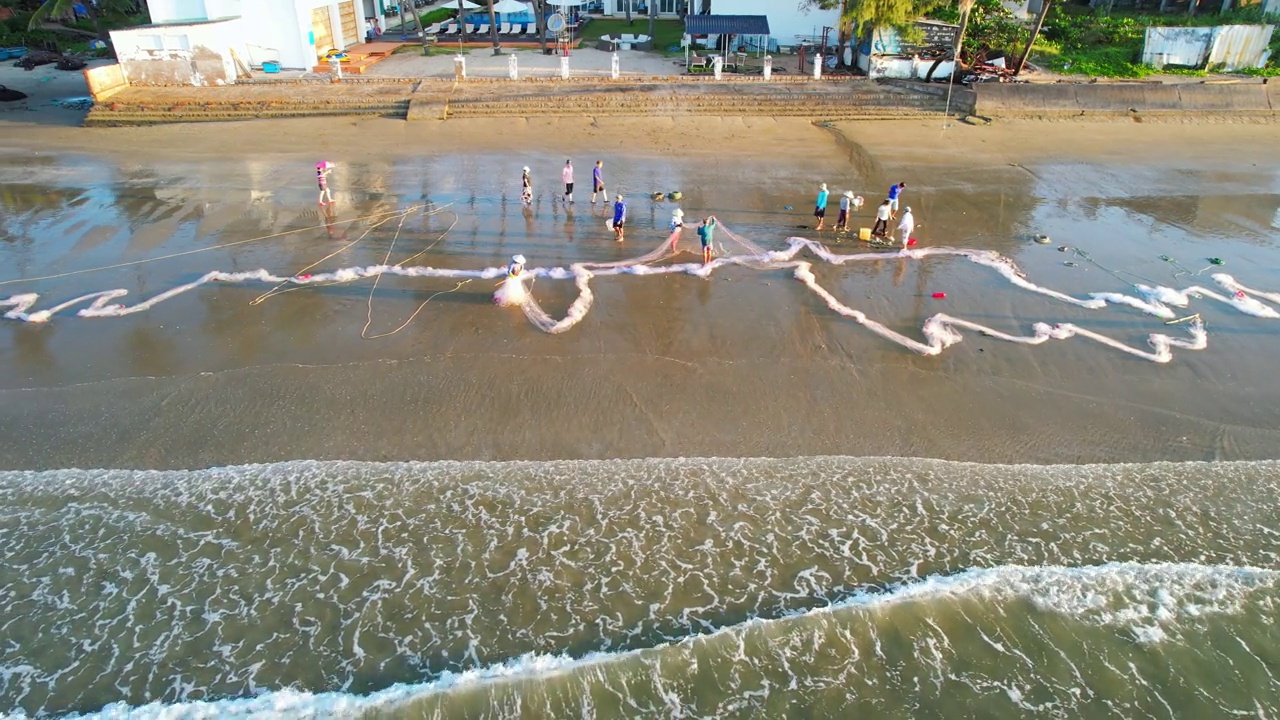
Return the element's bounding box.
[577,17,684,55]
[418,7,457,25]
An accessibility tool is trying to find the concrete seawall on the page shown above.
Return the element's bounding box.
[968,79,1278,118]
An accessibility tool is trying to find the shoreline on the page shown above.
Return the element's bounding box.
[2,114,1280,470]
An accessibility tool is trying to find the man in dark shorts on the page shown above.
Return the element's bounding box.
[697,216,717,264]
[814,183,829,231]
[591,160,606,204]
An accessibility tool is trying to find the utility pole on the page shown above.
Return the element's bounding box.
[1014,0,1050,75]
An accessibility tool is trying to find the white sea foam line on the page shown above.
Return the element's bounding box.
[33,562,1277,720]
[3,223,1277,363]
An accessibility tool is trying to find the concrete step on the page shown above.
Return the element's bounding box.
[85,105,409,126]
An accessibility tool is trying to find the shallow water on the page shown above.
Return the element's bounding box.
[2,150,1280,468]
[1,456,1278,718]
[2,142,1280,718]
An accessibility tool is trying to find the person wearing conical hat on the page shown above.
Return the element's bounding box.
[521,166,532,206]
[837,190,856,232]
[508,254,526,278]
[668,208,685,250]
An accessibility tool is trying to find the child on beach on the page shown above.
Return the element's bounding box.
[562,160,574,204]
[316,162,334,205]
[612,194,627,242]
[521,166,532,205]
[591,160,606,204]
[814,183,829,231]
[697,216,716,265]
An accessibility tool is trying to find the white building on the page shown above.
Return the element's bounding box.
[602,0,839,46]
[111,0,372,85]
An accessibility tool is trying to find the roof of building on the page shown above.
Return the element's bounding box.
[684,15,771,36]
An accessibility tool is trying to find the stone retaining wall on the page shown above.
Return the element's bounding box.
[970,80,1278,117]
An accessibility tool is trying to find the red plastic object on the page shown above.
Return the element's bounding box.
[298,274,312,280]
[1236,290,1246,299]
[932,292,946,299]
[907,237,918,246]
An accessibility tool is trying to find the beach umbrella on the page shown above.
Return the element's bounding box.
[454,0,482,7]
[545,0,584,5]
[492,0,528,12]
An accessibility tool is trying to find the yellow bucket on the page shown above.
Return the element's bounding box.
[858,227,871,241]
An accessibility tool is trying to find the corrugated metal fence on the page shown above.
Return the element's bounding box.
[1142,24,1273,71]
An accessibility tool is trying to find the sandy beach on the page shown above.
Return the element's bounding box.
[4,86,1280,718]
[2,109,1280,470]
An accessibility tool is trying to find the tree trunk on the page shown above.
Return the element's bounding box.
[458,0,469,42]
[700,0,711,14]
[85,3,106,42]
[957,0,972,63]
[648,2,656,40]
[624,0,632,24]
[1220,0,1232,14]
[488,0,501,54]
[1014,0,1050,75]
[537,0,547,53]
[1188,0,1198,15]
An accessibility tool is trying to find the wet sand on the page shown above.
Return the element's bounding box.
[2,115,1280,470]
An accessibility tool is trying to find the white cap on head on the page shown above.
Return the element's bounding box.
[673,208,684,217]
[522,166,530,173]
[512,254,526,264]
[821,183,827,190]
[844,190,855,198]
[904,206,912,213]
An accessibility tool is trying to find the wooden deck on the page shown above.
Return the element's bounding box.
[310,41,409,74]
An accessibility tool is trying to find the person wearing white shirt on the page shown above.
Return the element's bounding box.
[561,160,574,204]
[896,207,915,247]
[872,199,891,238]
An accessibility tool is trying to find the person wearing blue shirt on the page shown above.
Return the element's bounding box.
[697,216,717,265]
[814,183,830,231]
[887,182,906,219]
[591,160,606,204]
[612,194,627,242]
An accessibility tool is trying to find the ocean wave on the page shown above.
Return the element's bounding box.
[23,561,1276,720]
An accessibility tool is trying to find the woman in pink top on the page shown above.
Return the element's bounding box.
[561,160,574,204]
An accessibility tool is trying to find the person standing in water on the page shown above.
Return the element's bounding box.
[521,166,532,206]
[872,199,891,238]
[562,160,574,204]
[591,160,606,204]
[316,162,334,205]
[697,216,716,265]
[612,194,627,242]
[813,183,830,231]
[887,182,906,219]
[896,206,915,247]
[669,208,685,250]
[837,191,856,232]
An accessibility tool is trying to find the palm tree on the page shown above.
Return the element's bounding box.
[487,0,501,54]
[457,0,470,43]
[29,0,104,40]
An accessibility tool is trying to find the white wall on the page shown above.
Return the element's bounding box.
[711,0,838,44]
[145,0,361,70]
[111,17,244,84]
